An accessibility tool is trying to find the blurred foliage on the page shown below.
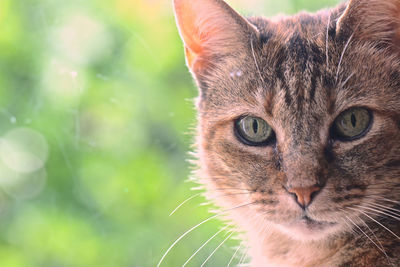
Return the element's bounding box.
[0,0,339,266]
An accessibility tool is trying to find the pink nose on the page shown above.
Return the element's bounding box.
[287,186,321,208]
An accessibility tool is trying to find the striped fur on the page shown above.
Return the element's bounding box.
[174,0,400,266]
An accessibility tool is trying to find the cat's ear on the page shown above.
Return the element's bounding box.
[173,0,258,73]
[336,0,400,51]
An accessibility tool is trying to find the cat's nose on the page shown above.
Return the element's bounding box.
[287,186,321,208]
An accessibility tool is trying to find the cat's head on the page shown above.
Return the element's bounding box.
[174,0,400,242]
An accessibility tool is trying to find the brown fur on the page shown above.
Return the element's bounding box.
[174,0,400,266]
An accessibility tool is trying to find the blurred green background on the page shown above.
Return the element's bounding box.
[0,0,339,266]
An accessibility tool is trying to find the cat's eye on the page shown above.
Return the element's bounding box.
[235,116,275,146]
[332,107,372,141]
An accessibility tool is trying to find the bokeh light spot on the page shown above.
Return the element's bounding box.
[0,162,47,200]
[51,13,113,65]
[0,128,49,173]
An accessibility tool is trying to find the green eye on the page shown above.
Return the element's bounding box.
[332,107,372,141]
[235,116,274,146]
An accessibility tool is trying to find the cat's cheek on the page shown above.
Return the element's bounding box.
[201,139,278,183]
[246,190,302,221]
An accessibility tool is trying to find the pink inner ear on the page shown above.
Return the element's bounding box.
[174,0,243,70]
[175,2,203,55]
[175,0,220,58]
[174,0,257,71]
[175,0,213,71]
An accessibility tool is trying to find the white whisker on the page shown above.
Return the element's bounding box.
[342,215,362,238]
[250,35,265,84]
[350,207,400,241]
[182,226,229,267]
[366,202,400,216]
[325,13,331,68]
[344,214,389,258]
[227,242,243,267]
[335,33,354,83]
[238,247,249,267]
[200,231,234,267]
[157,201,256,267]
[349,209,386,252]
[355,204,400,221]
[170,193,202,216]
[377,196,400,205]
[339,71,355,89]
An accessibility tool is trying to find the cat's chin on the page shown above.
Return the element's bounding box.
[277,216,339,241]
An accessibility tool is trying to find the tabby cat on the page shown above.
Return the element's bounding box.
[173,0,400,266]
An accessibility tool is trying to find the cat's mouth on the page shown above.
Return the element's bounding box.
[280,215,338,239]
[297,216,336,229]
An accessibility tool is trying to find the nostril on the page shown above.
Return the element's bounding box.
[287,185,321,208]
[288,190,298,201]
[288,191,301,208]
[310,189,320,202]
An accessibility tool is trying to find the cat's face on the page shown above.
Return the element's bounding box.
[174,0,400,241]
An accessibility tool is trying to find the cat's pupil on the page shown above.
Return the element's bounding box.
[351,113,356,127]
[253,119,258,133]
